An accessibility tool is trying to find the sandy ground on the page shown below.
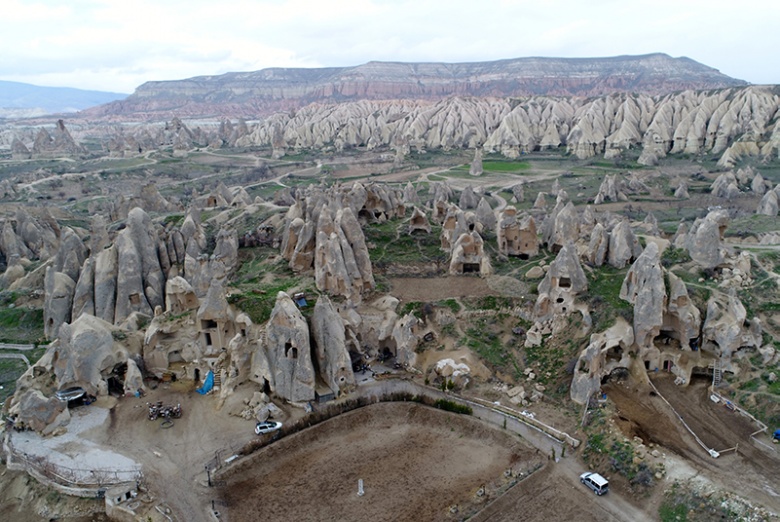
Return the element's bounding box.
[78,380,262,522]
[218,402,542,522]
[605,373,780,514]
[9,400,141,484]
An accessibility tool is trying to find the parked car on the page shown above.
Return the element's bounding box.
[255,420,282,435]
[580,471,609,495]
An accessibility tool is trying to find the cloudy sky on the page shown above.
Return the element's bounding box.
[1,0,777,94]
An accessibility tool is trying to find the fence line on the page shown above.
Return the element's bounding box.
[0,342,40,351]
[648,380,717,457]
[4,435,142,489]
[213,377,579,482]
[0,352,31,367]
[708,386,774,453]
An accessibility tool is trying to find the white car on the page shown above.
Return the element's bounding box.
[255,420,282,435]
[580,471,609,495]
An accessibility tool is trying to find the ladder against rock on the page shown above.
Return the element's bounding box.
[710,361,723,387]
[213,365,223,390]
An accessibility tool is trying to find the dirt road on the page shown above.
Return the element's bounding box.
[606,374,780,514]
[471,461,654,522]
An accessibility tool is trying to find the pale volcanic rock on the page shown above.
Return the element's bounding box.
[710,171,739,198]
[469,148,484,176]
[165,276,199,314]
[511,183,525,203]
[71,257,96,319]
[93,246,118,323]
[440,204,469,252]
[11,137,31,160]
[620,242,666,349]
[570,317,634,404]
[587,223,610,267]
[403,182,420,206]
[15,207,61,261]
[756,189,779,216]
[538,242,588,296]
[266,292,316,403]
[674,180,690,199]
[449,231,492,277]
[752,173,769,195]
[459,186,479,209]
[533,242,589,336]
[408,206,432,234]
[579,205,597,237]
[391,313,419,367]
[702,291,761,368]
[8,388,69,434]
[497,207,538,258]
[53,314,133,396]
[114,208,165,324]
[664,271,701,350]
[314,207,374,302]
[533,192,547,210]
[544,200,579,252]
[475,197,496,232]
[311,295,355,397]
[686,209,729,269]
[607,219,642,269]
[31,119,86,158]
[44,268,76,339]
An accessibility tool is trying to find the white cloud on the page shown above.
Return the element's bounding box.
[0,0,777,92]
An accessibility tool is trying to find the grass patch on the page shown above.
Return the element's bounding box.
[481,160,531,172]
[0,307,45,344]
[586,266,633,331]
[461,317,519,373]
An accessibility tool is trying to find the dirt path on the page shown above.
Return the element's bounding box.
[86,384,259,522]
[605,374,780,514]
[471,461,653,522]
[389,276,494,303]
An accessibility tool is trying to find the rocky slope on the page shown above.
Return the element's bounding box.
[82,54,746,120]
[229,86,780,165]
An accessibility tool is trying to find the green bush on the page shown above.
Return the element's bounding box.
[433,399,473,415]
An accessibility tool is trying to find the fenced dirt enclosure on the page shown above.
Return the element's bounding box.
[217,402,546,522]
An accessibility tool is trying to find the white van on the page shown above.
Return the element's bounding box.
[580,471,609,495]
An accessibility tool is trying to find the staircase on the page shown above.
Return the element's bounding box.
[711,360,723,387]
[213,364,223,390]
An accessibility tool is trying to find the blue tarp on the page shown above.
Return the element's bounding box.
[196,370,214,395]
[774,429,780,440]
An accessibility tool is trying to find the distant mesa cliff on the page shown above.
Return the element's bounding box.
[83,54,747,121]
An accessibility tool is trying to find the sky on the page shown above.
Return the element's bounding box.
[1,0,778,94]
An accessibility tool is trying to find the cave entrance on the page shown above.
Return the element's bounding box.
[194,368,201,382]
[463,263,480,273]
[606,346,623,363]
